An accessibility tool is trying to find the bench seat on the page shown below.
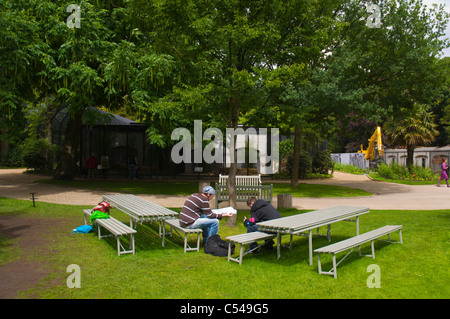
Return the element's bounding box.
[226,231,277,265]
[163,219,203,253]
[314,225,403,278]
[83,209,137,256]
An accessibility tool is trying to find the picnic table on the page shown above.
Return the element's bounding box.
[256,206,370,266]
[102,194,178,244]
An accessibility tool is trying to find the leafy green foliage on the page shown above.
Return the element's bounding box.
[1,0,449,182]
[287,150,312,179]
[383,104,439,170]
[377,162,438,182]
[21,137,58,172]
[0,147,23,167]
[312,150,334,175]
[333,162,366,175]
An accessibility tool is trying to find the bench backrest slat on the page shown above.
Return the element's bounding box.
[215,184,273,202]
[219,174,262,186]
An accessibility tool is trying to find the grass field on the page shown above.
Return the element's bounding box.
[1,197,448,299]
[36,178,372,197]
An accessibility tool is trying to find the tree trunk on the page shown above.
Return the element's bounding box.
[277,194,292,209]
[53,110,83,180]
[1,127,8,158]
[225,133,238,227]
[406,144,414,173]
[290,126,302,187]
[45,117,55,171]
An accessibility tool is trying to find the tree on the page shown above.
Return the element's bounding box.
[36,1,114,179]
[0,0,44,159]
[436,57,450,143]
[130,0,301,225]
[1,1,171,179]
[247,0,345,187]
[0,1,117,178]
[384,104,439,170]
[309,0,449,173]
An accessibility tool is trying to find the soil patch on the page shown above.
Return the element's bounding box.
[0,215,77,299]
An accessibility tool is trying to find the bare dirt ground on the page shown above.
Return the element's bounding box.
[0,168,448,298]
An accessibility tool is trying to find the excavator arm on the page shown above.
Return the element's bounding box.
[358,126,384,161]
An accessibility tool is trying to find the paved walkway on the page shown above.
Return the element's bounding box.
[0,168,448,210]
[292,172,449,210]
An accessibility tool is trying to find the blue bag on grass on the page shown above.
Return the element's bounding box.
[72,225,94,234]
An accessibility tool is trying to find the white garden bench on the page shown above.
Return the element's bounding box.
[163,219,203,253]
[314,225,403,278]
[215,174,272,208]
[83,209,137,256]
[225,231,277,265]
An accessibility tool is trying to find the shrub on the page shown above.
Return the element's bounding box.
[377,163,396,179]
[279,139,294,160]
[312,150,334,175]
[21,137,57,172]
[287,150,312,179]
[1,147,23,167]
[377,162,438,181]
[333,162,366,175]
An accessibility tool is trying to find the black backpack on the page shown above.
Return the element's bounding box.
[204,234,235,257]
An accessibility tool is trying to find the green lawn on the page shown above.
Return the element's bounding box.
[272,183,371,197]
[36,178,372,197]
[1,197,448,299]
[36,178,200,195]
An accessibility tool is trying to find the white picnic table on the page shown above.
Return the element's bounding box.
[102,194,178,245]
[256,206,370,265]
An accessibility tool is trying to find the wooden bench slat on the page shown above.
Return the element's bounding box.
[314,225,403,278]
[226,231,277,265]
[83,209,136,256]
[226,232,276,244]
[165,219,203,233]
[219,174,262,186]
[97,218,137,236]
[314,225,402,254]
[163,218,203,253]
[215,184,273,208]
[103,194,177,220]
[84,209,136,235]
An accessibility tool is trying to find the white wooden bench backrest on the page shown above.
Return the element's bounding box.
[219,174,262,186]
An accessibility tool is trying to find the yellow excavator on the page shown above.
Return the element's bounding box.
[358,126,384,161]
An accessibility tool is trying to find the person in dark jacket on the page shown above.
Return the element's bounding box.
[243,196,282,253]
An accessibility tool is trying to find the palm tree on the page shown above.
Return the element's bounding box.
[384,104,439,172]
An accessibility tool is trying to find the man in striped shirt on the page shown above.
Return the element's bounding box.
[179,186,233,244]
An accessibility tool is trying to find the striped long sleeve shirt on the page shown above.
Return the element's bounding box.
[179,193,222,227]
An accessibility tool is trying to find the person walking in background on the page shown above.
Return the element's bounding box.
[86,153,98,179]
[437,158,449,187]
[100,154,109,179]
[128,153,138,179]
